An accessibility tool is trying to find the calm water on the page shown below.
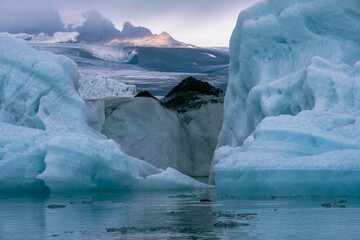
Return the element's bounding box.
[0,190,359,240]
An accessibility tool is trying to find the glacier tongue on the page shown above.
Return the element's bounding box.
[78,73,136,100]
[0,36,210,193]
[213,0,360,196]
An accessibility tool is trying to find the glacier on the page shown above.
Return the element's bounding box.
[0,32,79,44]
[213,0,360,196]
[78,73,136,100]
[0,36,211,193]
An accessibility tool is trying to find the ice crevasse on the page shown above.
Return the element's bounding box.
[212,0,360,196]
[0,36,210,193]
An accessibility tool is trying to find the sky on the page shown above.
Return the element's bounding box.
[0,0,260,47]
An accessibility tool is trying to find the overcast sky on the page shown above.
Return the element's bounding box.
[0,0,260,47]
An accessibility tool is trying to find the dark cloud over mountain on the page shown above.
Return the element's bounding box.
[73,10,121,43]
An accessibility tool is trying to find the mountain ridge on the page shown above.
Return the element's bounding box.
[0,8,197,48]
[106,30,195,48]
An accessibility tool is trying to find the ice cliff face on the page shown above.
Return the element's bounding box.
[87,77,224,177]
[213,0,360,196]
[0,36,210,193]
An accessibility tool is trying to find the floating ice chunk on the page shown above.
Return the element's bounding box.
[142,168,214,190]
[37,134,160,192]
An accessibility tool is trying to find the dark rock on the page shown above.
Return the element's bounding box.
[160,76,224,112]
[121,21,153,39]
[165,76,223,98]
[135,91,157,100]
[106,227,127,234]
[214,221,249,228]
[46,204,66,209]
[321,199,350,208]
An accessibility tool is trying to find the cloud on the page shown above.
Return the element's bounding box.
[0,7,64,34]
[74,10,120,43]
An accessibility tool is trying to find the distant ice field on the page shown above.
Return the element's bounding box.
[31,43,229,96]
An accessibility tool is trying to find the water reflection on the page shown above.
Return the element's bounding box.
[0,191,359,240]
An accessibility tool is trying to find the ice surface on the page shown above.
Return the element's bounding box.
[0,32,79,43]
[78,73,136,100]
[97,96,222,177]
[213,0,360,196]
[88,45,137,63]
[0,36,210,193]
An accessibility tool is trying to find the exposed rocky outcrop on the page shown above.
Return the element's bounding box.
[160,76,224,113]
[121,22,153,39]
[135,91,157,100]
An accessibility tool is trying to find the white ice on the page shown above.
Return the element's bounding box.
[213,0,360,196]
[0,32,79,43]
[78,73,136,100]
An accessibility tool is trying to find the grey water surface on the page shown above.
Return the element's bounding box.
[1,190,359,240]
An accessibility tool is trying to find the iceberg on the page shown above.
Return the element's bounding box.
[213,0,360,196]
[0,36,211,193]
[87,77,224,177]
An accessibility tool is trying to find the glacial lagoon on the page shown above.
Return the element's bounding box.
[1,190,359,240]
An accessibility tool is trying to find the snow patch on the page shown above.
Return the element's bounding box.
[89,45,137,63]
[202,52,217,58]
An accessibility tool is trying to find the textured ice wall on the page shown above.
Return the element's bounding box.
[0,36,210,193]
[78,73,136,100]
[100,97,222,177]
[213,0,360,196]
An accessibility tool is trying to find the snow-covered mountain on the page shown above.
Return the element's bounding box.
[73,12,195,47]
[107,30,194,48]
